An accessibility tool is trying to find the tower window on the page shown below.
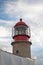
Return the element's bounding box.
[16,50,19,54]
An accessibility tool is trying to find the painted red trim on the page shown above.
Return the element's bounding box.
[13,35,30,41]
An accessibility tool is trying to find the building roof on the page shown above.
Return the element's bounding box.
[14,18,28,27]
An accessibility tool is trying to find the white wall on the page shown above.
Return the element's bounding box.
[0,49,34,65]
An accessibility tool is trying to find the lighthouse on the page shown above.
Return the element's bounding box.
[11,18,32,58]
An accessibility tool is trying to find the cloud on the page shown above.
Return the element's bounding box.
[0,45,12,52]
[0,19,14,48]
[1,16,42,50]
[0,0,43,20]
[0,1,43,45]
[21,0,43,4]
[0,19,16,36]
[0,26,11,37]
[0,19,16,28]
[3,1,43,20]
[0,0,43,61]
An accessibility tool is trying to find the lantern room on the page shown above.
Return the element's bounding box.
[12,18,31,41]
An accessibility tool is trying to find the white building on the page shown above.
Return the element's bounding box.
[0,49,34,65]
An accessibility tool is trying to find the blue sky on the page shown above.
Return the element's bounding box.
[0,0,43,64]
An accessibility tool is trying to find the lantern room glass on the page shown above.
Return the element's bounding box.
[12,26,30,37]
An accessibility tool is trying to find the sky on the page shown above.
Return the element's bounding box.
[0,0,43,64]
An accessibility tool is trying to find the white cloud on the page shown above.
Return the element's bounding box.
[22,0,43,4]
[0,45,12,52]
[0,26,11,37]
[0,19,16,38]
[0,20,13,48]
[31,28,43,47]
[0,19,15,27]
[0,38,10,42]
[0,0,43,55]
[4,1,43,20]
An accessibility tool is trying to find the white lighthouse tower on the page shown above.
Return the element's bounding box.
[11,18,32,58]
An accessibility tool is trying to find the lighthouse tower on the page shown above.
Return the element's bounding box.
[11,18,32,58]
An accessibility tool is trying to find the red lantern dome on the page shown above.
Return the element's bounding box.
[14,18,28,27]
[12,18,31,41]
